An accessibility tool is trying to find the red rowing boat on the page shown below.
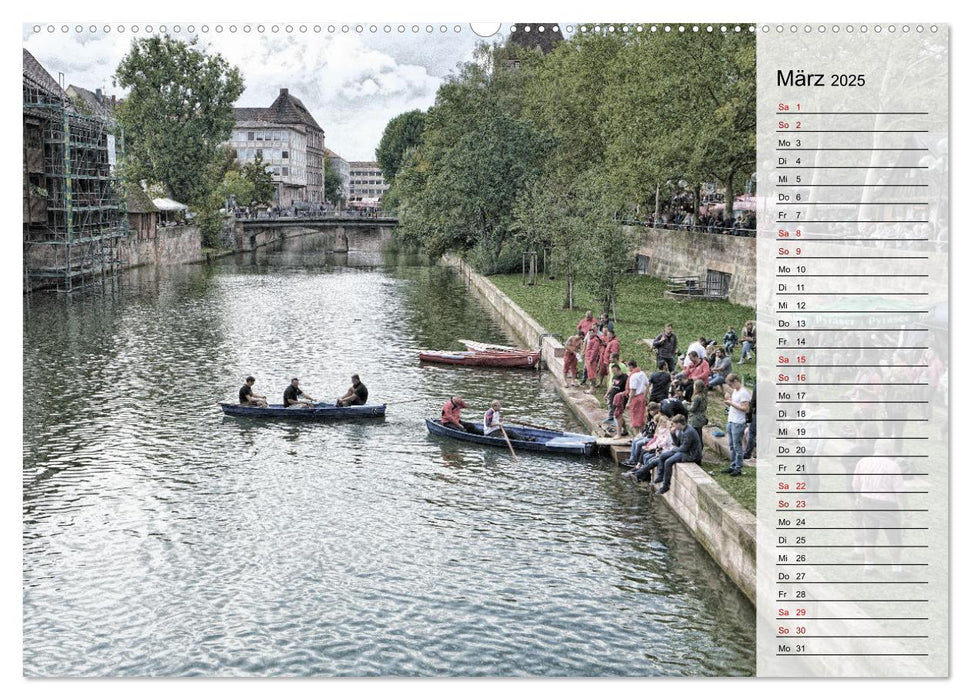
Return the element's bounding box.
[418,349,540,368]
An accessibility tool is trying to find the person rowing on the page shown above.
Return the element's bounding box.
[441,395,472,431]
[239,376,268,407]
[336,374,368,407]
[483,400,522,441]
[283,377,315,408]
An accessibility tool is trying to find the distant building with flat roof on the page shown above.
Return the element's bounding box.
[348,161,388,208]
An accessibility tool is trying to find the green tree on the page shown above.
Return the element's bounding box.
[323,155,345,207]
[575,168,634,316]
[602,31,755,218]
[395,50,552,269]
[241,155,275,205]
[512,175,585,309]
[375,110,426,184]
[217,170,254,209]
[114,35,244,204]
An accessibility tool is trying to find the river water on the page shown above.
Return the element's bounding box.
[22,234,755,677]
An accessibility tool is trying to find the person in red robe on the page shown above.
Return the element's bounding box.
[441,396,469,430]
[601,329,620,378]
[563,332,583,386]
[584,329,605,391]
[576,310,597,337]
[626,359,648,431]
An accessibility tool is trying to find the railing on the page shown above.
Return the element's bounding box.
[232,210,397,223]
[619,219,756,238]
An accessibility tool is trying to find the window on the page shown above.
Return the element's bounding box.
[282,167,289,176]
[635,255,650,275]
[247,132,254,141]
[282,151,289,159]
[256,148,263,159]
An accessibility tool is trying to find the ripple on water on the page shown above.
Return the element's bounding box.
[23,247,755,677]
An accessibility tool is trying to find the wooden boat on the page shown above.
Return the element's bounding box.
[425,419,597,456]
[219,402,387,419]
[418,349,540,368]
[459,338,528,353]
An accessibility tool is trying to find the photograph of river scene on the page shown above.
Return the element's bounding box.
[23,21,757,677]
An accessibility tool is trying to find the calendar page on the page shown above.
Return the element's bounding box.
[19,13,950,684]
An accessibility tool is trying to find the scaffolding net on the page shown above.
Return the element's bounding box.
[23,74,129,292]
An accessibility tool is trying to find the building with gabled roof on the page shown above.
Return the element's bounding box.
[227,88,325,208]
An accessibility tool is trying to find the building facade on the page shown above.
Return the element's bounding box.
[348,161,389,208]
[325,148,350,204]
[23,49,129,292]
[228,88,325,209]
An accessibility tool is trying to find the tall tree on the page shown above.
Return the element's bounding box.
[396,52,552,266]
[602,31,755,217]
[114,35,244,204]
[375,110,426,184]
[241,155,275,204]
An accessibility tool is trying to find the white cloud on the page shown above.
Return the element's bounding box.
[23,25,485,161]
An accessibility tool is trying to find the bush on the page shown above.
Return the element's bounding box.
[467,240,525,275]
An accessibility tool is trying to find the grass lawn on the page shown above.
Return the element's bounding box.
[490,272,756,381]
[705,457,757,514]
[490,271,758,513]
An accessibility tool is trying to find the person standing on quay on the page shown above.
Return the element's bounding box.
[563,332,583,387]
[625,359,649,434]
[602,329,620,379]
[723,374,751,477]
[577,310,597,337]
[650,323,678,373]
[584,328,606,391]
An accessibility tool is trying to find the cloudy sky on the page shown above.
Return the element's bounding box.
[22,24,509,160]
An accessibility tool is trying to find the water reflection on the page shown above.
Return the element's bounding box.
[23,232,754,676]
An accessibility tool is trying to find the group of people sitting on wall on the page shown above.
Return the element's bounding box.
[561,313,757,491]
[238,374,369,409]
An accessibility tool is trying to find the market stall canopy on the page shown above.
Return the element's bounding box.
[152,197,188,211]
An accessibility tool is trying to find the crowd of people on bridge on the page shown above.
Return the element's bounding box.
[562,311,757,492]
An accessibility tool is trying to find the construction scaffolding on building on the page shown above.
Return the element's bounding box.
[23,50,129,293]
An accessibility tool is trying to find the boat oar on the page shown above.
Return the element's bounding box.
[499,424,518,460]
[507,418,561,432]
[383,397,426,405]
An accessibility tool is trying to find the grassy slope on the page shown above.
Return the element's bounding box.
[490,272,757,513]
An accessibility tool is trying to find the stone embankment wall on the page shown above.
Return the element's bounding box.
[445,255,756,604]
[626,226,756,307]
[120,224,202,268]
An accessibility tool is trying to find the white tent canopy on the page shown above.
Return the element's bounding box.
[152,197,188,211]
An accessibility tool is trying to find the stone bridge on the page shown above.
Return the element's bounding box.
[230,215,398,254]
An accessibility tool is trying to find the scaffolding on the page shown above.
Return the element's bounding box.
[23,71,129,293]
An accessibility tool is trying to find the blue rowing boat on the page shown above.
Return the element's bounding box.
[220,402,386,420]
[425,419,597,456]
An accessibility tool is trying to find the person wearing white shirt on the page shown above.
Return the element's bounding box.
[723,374,751,476]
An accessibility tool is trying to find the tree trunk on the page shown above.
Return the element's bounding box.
[724,170,736,221]
[564,263,574,310]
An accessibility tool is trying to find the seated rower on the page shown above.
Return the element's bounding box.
[239,376,268,407]
[336,374,368,407]
[483,400,521,441]
[441,396,471,431]
[283,377,315,408]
